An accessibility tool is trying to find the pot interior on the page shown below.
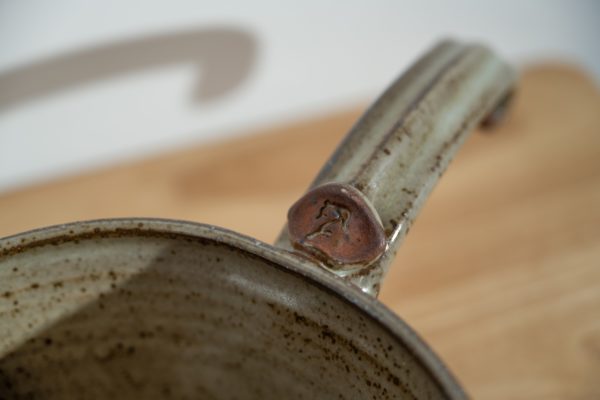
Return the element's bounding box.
[0,222,455,399]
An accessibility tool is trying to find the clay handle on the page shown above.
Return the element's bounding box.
[276,40,516,296]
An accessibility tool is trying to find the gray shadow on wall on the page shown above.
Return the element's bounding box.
[0,27,257,113]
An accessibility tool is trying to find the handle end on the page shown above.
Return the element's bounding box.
[287,183,386,269]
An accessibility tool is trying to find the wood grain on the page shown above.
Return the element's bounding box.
[1,65,599,399]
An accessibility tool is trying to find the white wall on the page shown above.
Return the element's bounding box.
[1,0,598,192]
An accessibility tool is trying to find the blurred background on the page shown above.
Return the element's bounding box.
[1,2,600,399]
[0,0,598,192]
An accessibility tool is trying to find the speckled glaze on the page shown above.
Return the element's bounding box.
[0,40,515,399]
[0,220,462,399]
[278,40,516,295]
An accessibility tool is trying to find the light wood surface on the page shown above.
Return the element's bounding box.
[1,65,599,399]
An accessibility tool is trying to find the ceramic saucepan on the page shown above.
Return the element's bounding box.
[0,40,515,399]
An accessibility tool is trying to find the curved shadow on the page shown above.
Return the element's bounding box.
[0,27,257,113]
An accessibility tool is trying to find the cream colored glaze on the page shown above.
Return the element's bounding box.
[0,219,465,399]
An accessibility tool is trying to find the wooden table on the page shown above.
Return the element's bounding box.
[1,65,599,399]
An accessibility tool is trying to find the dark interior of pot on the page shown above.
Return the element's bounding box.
[0,228,452,399]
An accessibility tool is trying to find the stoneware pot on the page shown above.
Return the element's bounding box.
[0,40,515,399]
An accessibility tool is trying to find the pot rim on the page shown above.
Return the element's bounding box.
[0,217,467,399]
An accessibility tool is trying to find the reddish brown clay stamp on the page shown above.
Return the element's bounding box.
[287,183,386,268]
